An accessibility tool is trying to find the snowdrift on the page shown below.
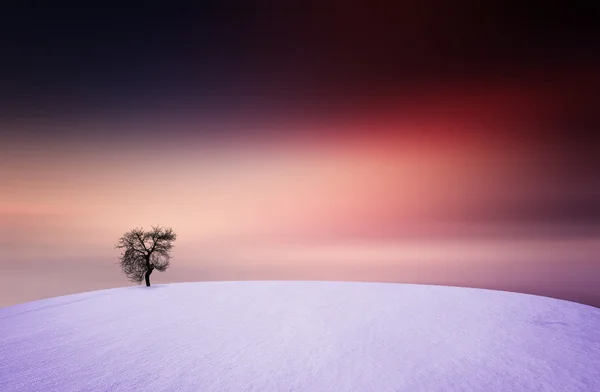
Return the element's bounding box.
[1,281,599,391]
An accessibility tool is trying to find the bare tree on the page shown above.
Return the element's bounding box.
[115,226,177,286]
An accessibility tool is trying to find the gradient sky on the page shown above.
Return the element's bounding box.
[1,3,599,307]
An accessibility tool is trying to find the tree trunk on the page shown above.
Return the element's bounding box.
[144,267,153,287]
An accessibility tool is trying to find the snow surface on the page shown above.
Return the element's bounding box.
[1,281,599,392]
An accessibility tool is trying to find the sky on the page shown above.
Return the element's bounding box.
[0,2,599,307]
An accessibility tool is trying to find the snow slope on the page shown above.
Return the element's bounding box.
[1,281,599,392]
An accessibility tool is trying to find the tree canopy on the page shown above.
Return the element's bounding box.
[115,226,176,286]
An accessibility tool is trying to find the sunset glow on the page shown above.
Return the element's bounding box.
[1,3,598,308]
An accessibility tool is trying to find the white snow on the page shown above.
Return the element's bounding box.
[1,281,599,391]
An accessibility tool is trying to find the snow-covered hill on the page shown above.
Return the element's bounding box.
[1,281,599,391]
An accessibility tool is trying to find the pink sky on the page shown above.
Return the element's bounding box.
[1,82,599,307]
